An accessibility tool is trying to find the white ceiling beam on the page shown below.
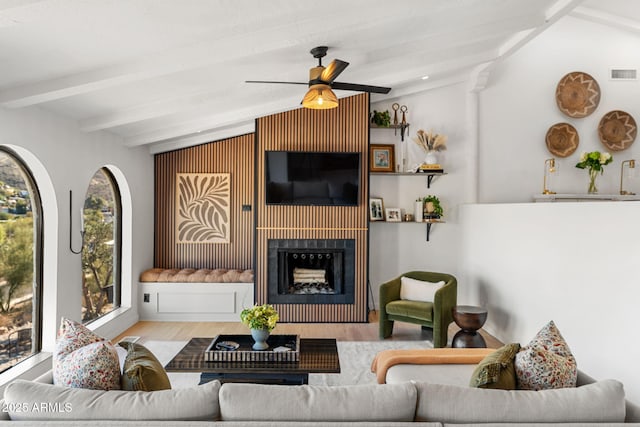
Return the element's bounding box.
[372,12,544,61]
[470,0,583,91]
[497,0,583,59]
[371,73,470,104]
[0,6,433,109]
[570,5,640,35]
[353,47,499,89]
[124,95,304,147]
[149,121,256,155]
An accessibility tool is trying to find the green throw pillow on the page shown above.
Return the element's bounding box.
[119,341,171,391]
[469,343,520,389]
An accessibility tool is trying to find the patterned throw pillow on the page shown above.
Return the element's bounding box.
[514,320,577,390]
[53,318,121,390]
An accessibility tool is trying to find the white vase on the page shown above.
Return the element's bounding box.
[424,150,439,165]
[414,201,423,222]
[250,328,270,350]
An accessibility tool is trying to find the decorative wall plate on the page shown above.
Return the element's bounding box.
[598,110,637,151]
[555,72,600,118]
[545,122,579,157]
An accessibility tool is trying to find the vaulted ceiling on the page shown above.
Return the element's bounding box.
[1,0,638,153]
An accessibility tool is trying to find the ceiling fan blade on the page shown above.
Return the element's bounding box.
[245,80,308,85]
[320,59,349,83]
[331,81,391,94]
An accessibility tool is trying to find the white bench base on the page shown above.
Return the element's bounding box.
[138,282,254,321]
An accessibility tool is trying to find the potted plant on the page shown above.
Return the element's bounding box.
[240,304,279,350]
[371,110,391,127]
[422,195,443,219]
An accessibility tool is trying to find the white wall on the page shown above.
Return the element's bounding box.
[458,15,640,402]
[480,16,640,202]
[0,105,154,353]
[460,201,640,404]
[369,83,474,309]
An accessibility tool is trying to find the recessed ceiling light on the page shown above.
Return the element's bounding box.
[421,75,430,80]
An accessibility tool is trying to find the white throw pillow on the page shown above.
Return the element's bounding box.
[400,276,445,302]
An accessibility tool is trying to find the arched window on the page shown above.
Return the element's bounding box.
[81,168,121,323]
[0,148,42,372]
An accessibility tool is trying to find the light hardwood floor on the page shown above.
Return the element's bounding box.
[116,310,502,348]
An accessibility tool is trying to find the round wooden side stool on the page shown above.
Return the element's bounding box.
[451,305,488,348]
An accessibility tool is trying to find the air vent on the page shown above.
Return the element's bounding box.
[610,68,637,80]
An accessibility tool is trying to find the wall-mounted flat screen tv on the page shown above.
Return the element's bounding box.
[265,151,360,206]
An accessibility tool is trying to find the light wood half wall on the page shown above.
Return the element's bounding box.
[255,93,370,322]
[154,133,254,269]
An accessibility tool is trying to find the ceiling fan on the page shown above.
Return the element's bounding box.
[246,46,391,109]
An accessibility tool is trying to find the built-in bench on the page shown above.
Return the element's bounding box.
[138,268,254,321]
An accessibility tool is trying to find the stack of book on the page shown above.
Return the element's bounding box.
[417,164,443,173]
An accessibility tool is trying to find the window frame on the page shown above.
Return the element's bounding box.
[81,167,122,323]
[0,147,43,367]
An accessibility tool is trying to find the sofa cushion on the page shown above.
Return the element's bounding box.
[53,318,120,390]
[469,343,520,390]
[385,300,434,321]
[414,379,625,424]
[3,379,220,421]
[119,341,171,391]
[400,276,444,302]
[219,382,417,422]
[515,320,577,390]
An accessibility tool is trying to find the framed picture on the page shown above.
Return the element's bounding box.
[369,144,395,172]
[369,198,385,221]
[385,208,401,222]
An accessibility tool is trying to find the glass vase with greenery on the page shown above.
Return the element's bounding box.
[575,151,612,194]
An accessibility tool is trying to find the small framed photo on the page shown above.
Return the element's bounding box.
[369,144,395,173]
[369,198,384,221]
[385,208,401,222]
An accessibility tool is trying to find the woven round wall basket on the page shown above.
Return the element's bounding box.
[598,110,637,151]
[545,122,579,157]
[555,71,600,118]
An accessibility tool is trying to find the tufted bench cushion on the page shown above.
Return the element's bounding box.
[139,268,253,283]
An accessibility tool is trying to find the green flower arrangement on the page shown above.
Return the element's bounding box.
[575,150,612,172]
[575,151,612,194]
[240,304,279,331]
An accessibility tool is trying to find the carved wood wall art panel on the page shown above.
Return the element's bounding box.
[176,173,230,244]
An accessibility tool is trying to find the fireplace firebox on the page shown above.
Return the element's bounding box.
[267,239,355,304]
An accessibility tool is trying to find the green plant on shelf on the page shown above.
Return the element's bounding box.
[371,110,391,127]
[422,195,443,218]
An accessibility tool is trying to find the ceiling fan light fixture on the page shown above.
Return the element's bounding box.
[302,84,338,109]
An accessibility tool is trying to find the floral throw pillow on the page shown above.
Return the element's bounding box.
[514,320,577,390]
[53,318,121,390]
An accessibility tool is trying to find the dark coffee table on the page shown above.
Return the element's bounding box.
[165,337,340,385]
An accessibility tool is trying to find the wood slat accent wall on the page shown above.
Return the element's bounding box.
[154,134,254,269]
[255,93,370,322]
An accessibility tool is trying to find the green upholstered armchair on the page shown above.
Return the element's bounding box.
[379,271,457,348]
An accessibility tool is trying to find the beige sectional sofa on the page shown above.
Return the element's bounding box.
[0,372,638,426]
